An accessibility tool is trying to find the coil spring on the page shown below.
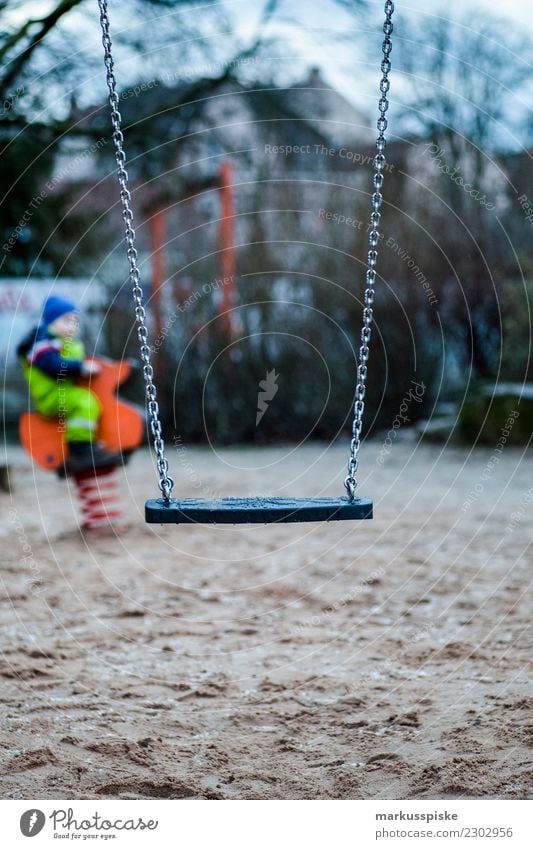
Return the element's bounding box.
[74,466,123,531]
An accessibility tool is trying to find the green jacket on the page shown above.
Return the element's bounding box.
[17,325,86,416]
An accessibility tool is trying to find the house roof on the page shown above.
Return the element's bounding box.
[70,66,375,158]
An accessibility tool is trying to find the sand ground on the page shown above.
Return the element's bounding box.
[0,440,531,800]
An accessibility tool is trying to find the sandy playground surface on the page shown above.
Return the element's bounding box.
[0,440,531,800]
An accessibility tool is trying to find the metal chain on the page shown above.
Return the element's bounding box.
[98,0,174,500]
[345,0,394,500]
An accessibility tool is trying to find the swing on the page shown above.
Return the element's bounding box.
[97,0,394,525]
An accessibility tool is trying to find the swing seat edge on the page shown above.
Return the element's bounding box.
[144,496,373,524]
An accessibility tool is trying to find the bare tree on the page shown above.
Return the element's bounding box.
[397,9,531,154]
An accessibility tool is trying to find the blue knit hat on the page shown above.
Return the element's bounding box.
[42,295,80,326]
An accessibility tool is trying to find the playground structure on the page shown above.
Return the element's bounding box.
[149,159,238,344]
[16,0,394,529]
[19,357,144,530]
[97,0,395,523]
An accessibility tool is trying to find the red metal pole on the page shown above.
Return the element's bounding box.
[219,161,237,336]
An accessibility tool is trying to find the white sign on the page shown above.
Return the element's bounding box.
[0,278,105,362]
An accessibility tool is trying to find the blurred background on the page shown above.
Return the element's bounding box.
[1,0,532,451]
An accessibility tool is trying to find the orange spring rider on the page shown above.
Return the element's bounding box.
[19,358,144,530]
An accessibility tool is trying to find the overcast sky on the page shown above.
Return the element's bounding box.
[230,1,532,91]
[8,0,531,151]
[224,0,532,150]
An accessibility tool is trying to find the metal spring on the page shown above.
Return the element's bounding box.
[74,467,123,531]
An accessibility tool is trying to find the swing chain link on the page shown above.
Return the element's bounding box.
[344,0,394,500]
[98,0,174,500]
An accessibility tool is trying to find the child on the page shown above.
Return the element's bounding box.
[17,295,123,475]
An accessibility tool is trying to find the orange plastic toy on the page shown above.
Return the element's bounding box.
[19,357,144,472]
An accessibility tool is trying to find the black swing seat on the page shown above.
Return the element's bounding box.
[145,495,373,524]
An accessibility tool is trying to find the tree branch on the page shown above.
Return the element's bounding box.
[1,0,84,94]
